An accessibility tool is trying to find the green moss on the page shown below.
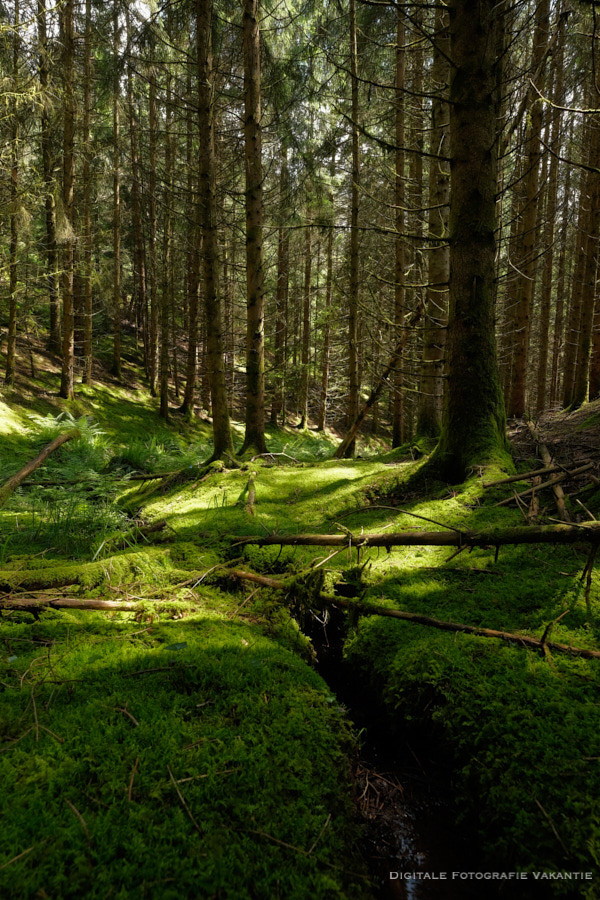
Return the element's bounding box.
[0,614,369,900]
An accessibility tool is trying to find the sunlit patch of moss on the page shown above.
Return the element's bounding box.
[0,399,28,435]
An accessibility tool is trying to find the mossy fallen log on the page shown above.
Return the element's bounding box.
[0,597,139,612]
[231,522,600,549]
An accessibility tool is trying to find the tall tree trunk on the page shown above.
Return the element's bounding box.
[345,0,360,457]
[6,0,20,386]
[432,0,508,482]
[535,16,565,414]
[508,0,550,418]
[271,144,289,426]
[589,289,600,401]
[112,2,122,380]
[550,118,574,406]
[148,67,159,397]
[127,8,146,381]
[417,6,450,439]
[392,7,406,447]
[159,17,173,420]
[299,220,312,429]
[196,0,234,459]
[240,0,267,454]
[59,0,75,401]
[82,0,93,385]
[39,0,60,354]
[571,113,600,408]
[318,182,335,433]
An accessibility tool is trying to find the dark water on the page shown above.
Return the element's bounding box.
[310,609,556,900]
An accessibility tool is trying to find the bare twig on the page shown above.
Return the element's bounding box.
[0,846,35,872]
[65,799,90,842]
[167,764,202,834]
[128,757,140,802]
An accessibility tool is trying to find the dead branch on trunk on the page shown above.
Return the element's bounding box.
[334,305,422,459]
[0,430,80,508]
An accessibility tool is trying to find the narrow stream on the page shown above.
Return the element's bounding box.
[308,608,554,900]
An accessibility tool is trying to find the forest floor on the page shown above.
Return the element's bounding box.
[1,347,600,899]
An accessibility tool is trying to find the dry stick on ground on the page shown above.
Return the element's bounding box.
[0,429,80,508]
[167,764,203,835]
[581,543,600,615]
[526,420,571,521]
[0,847,35,872]
[128,757,140,802]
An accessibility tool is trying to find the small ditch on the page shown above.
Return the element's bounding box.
[306,604,555,900]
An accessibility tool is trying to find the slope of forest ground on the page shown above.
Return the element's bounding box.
[1,352,600,898]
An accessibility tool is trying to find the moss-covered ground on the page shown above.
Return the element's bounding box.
[2,372,600,898]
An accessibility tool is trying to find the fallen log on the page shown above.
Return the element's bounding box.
[225,568,600,661]
[0,597,139,612]
[331,598,600,661]
[0,429,80,508]
[230,522,600,549]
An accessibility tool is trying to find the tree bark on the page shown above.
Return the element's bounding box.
[112,2,122,381]
[317,178,334,432]
[82,0,93,385]
[535,17,565,414]
[571,113,600,408]
[240,0,267,455]
[417,6,450,439]
[271,145,289,426]
[6,0,20,386]
[127,7,147,386]
[148,67,159,397]
[196,0,234,460]
[392,6,406,448]
[508,0,550,418]
[432,0,508,482]
[38,0,60,354]
[345,0,361,457]
[59,0,75,401]
[299,219,312,429]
